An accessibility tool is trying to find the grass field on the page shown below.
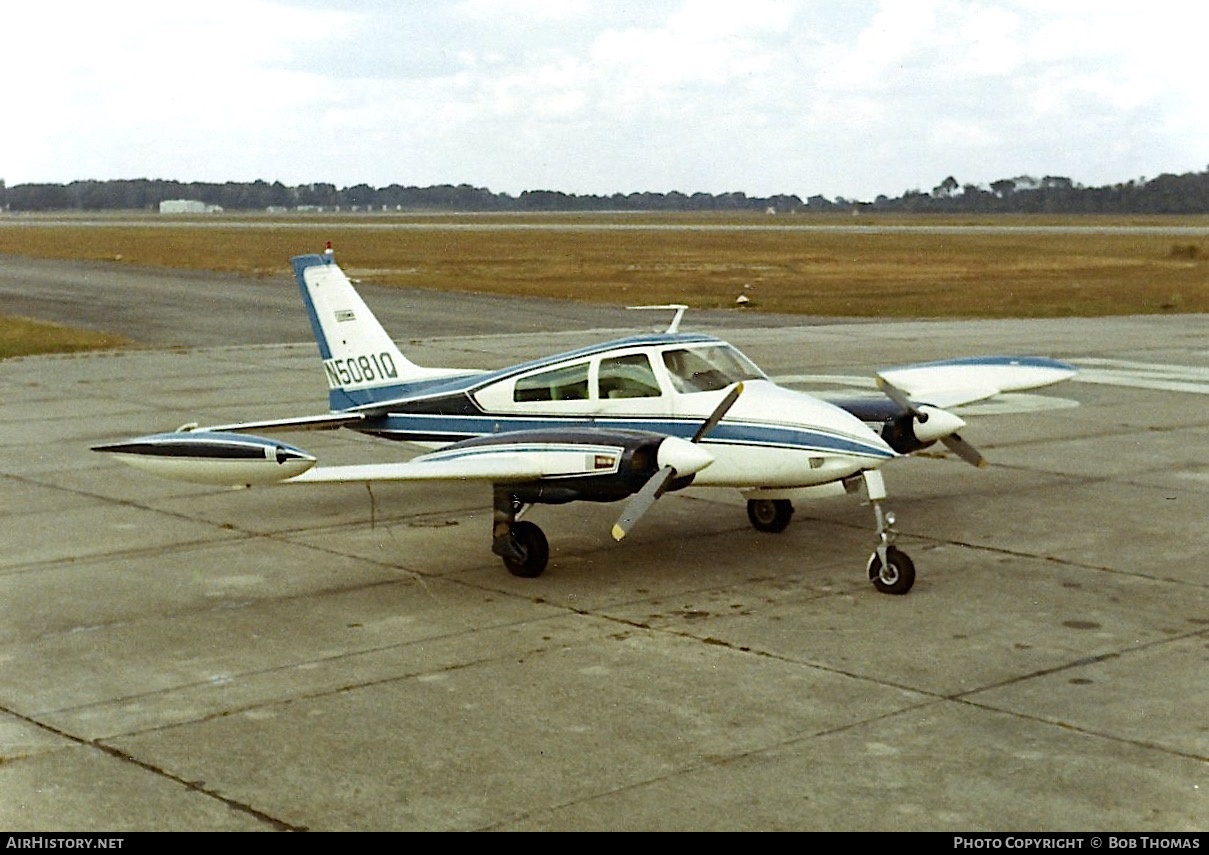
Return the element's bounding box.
[0,315,131,360]
[1,212,1206,358]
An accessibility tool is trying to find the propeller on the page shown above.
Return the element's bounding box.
[875,374,987,468]
[611,382,743,541]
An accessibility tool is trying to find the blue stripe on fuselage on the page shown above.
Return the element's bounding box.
[356,412,894,460]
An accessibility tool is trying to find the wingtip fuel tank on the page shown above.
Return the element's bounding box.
[92,431,317,486]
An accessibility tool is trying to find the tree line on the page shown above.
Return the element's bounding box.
[2,168,1208,214]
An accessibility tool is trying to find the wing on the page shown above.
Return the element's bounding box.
[288,451,556,485]
[875,356,1077,410]
[294,425,712,482]
[94,425,715,494]
[827,355,1077,468]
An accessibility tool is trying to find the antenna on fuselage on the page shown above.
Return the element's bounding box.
[627,303,688,334]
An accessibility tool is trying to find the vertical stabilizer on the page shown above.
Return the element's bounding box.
[291,249,460,410]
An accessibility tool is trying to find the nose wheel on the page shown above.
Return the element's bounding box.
[868,545,915,595]
[863,470,915,595]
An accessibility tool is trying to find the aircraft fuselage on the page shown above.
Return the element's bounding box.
[342,333,897,492]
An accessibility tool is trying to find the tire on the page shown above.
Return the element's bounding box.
[868,546,915,595]
[502,520,549,578]
[746,499,794,533]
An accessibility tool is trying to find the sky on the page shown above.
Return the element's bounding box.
[4,0,1207,202]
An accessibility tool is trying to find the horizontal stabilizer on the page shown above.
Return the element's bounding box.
[197,413,366,433]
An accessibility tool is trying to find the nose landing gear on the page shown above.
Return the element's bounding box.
[863,470,915,595]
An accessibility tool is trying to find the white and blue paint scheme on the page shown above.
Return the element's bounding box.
[93,246,1077,594]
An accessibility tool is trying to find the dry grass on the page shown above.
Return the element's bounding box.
[0,315,131,359]
[1,212,1206,358]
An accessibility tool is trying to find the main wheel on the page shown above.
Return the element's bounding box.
[868,546,915,595]
[502,520,549,578]
[746,499,794,533]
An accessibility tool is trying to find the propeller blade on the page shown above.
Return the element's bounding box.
[942,433,988,468]
[875,374,919,418]
[691,382,743,443]
[611,465,676,541]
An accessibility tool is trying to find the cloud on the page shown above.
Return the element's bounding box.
[3,0,1206,199]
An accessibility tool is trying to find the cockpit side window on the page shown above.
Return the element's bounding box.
[662,345,764,393]
[598,353,661,399]
[514,361,590,402]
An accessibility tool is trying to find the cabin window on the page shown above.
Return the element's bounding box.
[514,361,590,402]
[662,345,764,393]
[597,353,661,399]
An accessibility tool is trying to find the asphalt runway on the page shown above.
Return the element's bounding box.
[2,257,1207,831]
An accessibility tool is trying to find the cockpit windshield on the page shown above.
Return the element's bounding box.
[661,344,766,393]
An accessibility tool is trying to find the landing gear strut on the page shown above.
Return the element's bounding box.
[863,470,915,595]
[492,487,549,578]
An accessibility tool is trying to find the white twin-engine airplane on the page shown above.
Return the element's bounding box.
[93,246,1077,595]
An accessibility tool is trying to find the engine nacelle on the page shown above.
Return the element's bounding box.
[450,428,710,505]
[879,405,967,455]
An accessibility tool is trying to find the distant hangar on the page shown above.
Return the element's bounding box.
[159,199,223,214]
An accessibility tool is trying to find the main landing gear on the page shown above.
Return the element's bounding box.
[746,498,794,533]
[492,488,549,578]
[744,471,916,595]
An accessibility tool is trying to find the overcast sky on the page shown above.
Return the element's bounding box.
[4,0,1206,201]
